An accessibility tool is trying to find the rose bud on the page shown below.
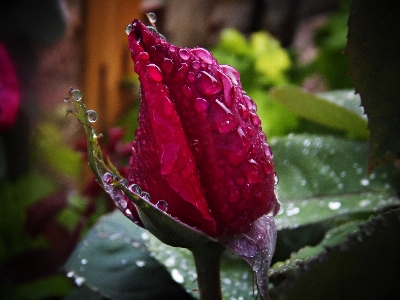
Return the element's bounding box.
[127,20,279,238]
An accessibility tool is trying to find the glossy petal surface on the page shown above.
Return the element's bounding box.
[128,20,278,236]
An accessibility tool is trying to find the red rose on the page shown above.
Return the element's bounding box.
[127,20,278,237]
[0,42,20,132]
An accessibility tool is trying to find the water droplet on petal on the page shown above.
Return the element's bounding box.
[178,48,191,60]
[194,97,209,112]
[245,159,263,183]
[141,191,151,201]
[125,23,132,35]
[195,71,222,96]
[69,88,82,101]
[161,58,174,73]
[250,113,261,126]
[138,51,150,61]
[217,70,234,107]
[128,183,142,195]
[146,12,157,23]
[87,110,98,122]
[274,172,279,186]
[192,48,214,64]
[220,65,240,85]
[214,100,237,133]
[156,200,168,212]
[146,64,163,82]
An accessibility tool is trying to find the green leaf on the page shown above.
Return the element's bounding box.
[345,0,400,169]
[64,211,192,300]
[271,134,399,230]
[270,87,369,139]
[270,208,400,300]
[147,234,254,300]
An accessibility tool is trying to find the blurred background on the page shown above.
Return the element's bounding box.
[0,0,352,298]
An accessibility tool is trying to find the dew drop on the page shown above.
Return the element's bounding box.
[171,269,184,283]
[128,183,142,195]
[178,48,191,60]
[102,172,114,184]
[181,85,192,97]
[273,172,279,186]
[138,51,150,61]
[195,71,222,96]
[67,271,74,278]
[156,200,169,212]
[81,259,87,265]
[161,58,174,73]
[220,65,240,85]
[286,207,300,216]
[86,110,98,122]
[192,48,214,64]
[74,276,85,286]
[125,23,132,35]
[359,199,371,207]
[192,98,208,113]
[245,159,263,184]
[146,12,157,24]
[360,178,370,186]
[328,201,341,210]
[125,208,132,215]
[63,96,69,103]
[250,113,261,126]
[141,191,151,201]
[69,88,82,101]
[136,260,146,267]
[146,64,163,82]
[214,100,237,133]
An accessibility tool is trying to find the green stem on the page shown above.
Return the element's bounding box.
[190,242,225,300]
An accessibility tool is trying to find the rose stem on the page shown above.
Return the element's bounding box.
[190,242,225,300]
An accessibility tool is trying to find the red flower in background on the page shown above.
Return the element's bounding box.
[127,20,279,237]
[0,42,20,132]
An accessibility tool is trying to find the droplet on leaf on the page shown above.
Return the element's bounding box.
[125,23,132,35]
[156,200,168,212]
[141,191,151,201]
[146,12,157,24]
[69,88,82,101]
[128,183,142,195]
[102,172,114,185]
[86,110,98,122]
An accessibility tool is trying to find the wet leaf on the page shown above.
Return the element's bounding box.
[271,134,399,230]
[269,208,400,300]
[147,234,255,300]
[64,211,192,300]
[269,134,399,273]
[270,87,368,139]
[345,0,400,169]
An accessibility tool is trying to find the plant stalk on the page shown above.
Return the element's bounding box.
[190,242,225,300]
